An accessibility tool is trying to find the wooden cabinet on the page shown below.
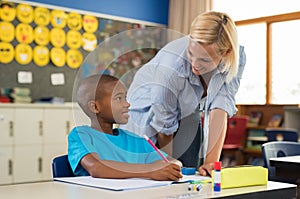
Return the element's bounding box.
[0,108,14,184]
[13,145,42,183]
[284,106,300,132]
[0,146,13,184]
[14,108,43,145]
[0,108,14,146]
[0,103,89,184]
[236,104,298,165]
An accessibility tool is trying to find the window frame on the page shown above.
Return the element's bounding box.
[235,11,300,104]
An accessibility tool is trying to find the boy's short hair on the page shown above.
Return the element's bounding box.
[76,74,119,116]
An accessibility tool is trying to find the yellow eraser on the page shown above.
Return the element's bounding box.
[212,165,268,189]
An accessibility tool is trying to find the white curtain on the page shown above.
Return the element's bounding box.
[168,0,212,34]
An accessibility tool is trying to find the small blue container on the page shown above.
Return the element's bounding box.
[181,167,196,175]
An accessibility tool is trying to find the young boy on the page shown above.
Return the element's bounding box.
[68,74,182,181]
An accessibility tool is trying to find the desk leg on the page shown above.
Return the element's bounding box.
[297,179,300,199]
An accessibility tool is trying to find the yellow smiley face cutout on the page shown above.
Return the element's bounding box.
[67,30,82,49]
[50,47,65,67]
[0,2,16,21]
[67,12,82,30]
[51,10,67,28]
[34,26,49,46]
[50,28,66,47]
[16,4,33,24]
[0,21,14,42]
[0,42,14,63]
[15,43,32,65]
[33,45,49,67]
[66,49,83,69]
[34,7,50,26]
[83,15,98,33]
[16,23,33,44]
[82,32,97,52]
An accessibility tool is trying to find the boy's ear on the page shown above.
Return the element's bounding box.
[87,100,101,114]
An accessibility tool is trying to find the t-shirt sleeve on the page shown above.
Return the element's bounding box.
[141,138,168,163]
[68,128,97,176]
[144,148,168,163]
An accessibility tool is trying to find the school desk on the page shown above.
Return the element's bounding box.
[270,155,300,198]
[0,180,296,199]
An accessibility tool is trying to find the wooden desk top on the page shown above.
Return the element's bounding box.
[0,180,296,199]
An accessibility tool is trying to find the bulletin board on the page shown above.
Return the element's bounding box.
[0,1,164,102]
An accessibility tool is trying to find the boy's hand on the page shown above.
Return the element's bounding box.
[150,161,182,181]
[169,159,183,168]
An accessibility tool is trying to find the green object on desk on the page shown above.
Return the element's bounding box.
[189,179,211,184]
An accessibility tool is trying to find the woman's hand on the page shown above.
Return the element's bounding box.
[150,160,182,181]
[198,162,214,176]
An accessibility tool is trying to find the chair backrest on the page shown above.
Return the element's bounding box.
[223,115,249,149]
[262,141,300,182]
[265,128,299,142]
[52,154,74,178]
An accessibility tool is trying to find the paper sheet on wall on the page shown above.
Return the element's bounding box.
[54,175,211,191]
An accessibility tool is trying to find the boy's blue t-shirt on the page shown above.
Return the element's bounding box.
[68,126,168,176]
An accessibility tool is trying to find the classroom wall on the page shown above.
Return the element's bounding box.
[25,0,170,25]
[0,0,169,102]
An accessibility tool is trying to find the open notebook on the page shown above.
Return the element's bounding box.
[54,175,211,191]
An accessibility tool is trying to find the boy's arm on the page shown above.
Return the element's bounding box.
[80,153,182,181]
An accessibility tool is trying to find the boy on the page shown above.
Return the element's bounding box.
[68,74,182,181]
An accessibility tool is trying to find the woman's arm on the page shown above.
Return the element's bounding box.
[157,133,174,155]
[199,109,227,176]
[80,153,182,181]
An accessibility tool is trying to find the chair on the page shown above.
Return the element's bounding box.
[262,141,300,183]
[265,128,299,142]
[52,154,74,178]
[221,115,249,166]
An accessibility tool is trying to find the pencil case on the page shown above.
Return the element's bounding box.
[212,165,268,189]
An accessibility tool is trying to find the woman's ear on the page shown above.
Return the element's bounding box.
[88,100,101,114]
[224,48,231,56]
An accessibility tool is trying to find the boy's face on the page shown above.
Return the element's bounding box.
[98,81,130,124]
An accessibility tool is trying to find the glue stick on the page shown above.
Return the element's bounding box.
[213,161,222,192]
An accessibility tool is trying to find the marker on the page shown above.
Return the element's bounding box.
[143,135,169,163]
[213,161,222,192]
[196,184,202,191]
[188,184,202,191]
[190,180,203,184]
[188,184,193,191]
[189,179,212,184]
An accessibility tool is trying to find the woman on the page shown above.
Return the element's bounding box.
[121,11,246,176]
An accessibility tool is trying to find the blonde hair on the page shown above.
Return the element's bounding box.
[190,11,239,83]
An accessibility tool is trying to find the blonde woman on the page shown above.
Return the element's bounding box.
[121,11,246,176]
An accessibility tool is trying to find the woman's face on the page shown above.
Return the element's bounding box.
[187,39,222,76]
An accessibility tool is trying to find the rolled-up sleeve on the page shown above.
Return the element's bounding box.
[210,46,246,117]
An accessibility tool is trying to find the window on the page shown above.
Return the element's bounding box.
[235,24,266,104]
[213,0,300,21]
[271,20,300,104]
[213,0,300,104]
